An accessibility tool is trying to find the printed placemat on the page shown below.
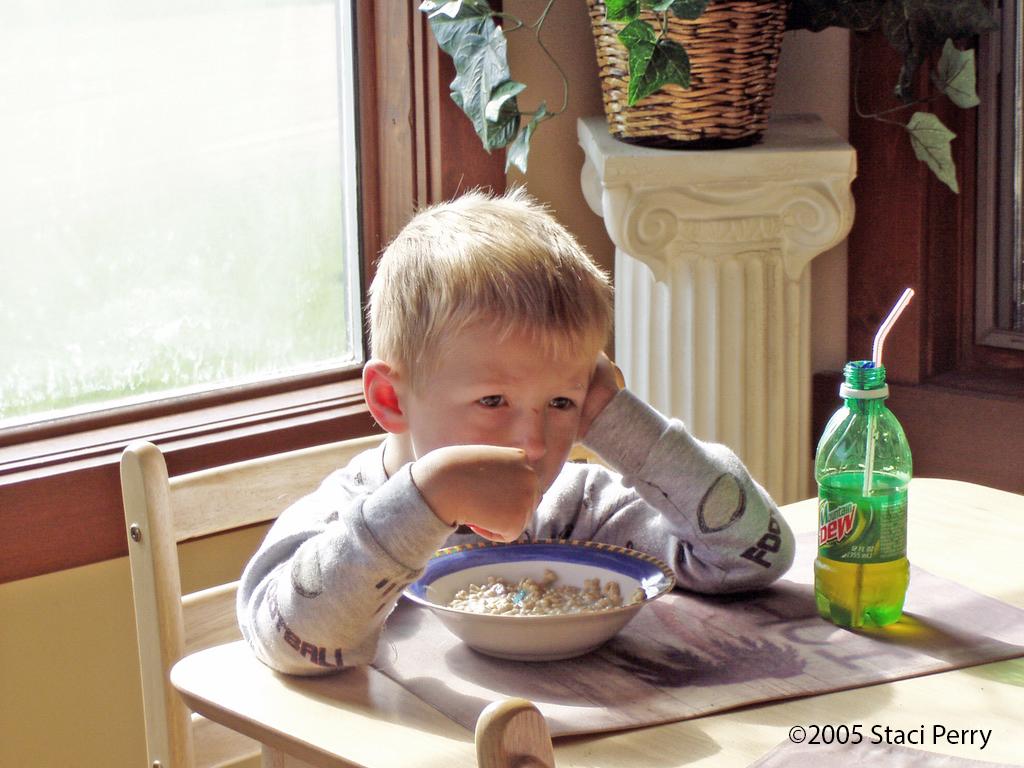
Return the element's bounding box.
[374,532,1024,736]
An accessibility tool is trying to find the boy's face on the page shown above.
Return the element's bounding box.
[397,323,597,495]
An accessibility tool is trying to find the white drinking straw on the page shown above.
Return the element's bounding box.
[872,288,915,366]
[862,288,915,495]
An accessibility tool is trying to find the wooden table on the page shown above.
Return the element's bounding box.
[172,478,1024,768]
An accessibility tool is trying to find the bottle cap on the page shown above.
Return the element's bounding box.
[840,382,889,399]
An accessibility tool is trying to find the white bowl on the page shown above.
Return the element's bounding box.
[404,539,675,661]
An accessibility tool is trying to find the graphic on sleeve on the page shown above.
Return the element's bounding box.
[740,511,784,568]
[268,584,345,668]
[696,473,746,533]
[373,577,402,614]
[290,540,325,598]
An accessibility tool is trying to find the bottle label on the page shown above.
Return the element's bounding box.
[817,487,907,564]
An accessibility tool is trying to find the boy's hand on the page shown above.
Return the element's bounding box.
[410,445,540,542]
[576,353,624,443]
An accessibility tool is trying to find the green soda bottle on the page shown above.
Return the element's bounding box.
[813,361,912,627]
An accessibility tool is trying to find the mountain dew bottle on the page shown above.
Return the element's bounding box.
[814,361,912,627]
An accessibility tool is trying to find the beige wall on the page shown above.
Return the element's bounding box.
[0,17,850,768]
[0,558,146,766]
[0,526,268,767]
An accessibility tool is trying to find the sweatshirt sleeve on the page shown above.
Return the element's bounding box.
[581,389,795,593]
[236,461,455,675]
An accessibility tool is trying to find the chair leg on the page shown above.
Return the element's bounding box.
[475,698,555,768]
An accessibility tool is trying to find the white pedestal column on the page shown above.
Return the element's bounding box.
[579,114,856,504]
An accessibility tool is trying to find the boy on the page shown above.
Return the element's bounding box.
[237,189,795,675]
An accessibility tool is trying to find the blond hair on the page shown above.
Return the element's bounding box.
[368,188,613,390]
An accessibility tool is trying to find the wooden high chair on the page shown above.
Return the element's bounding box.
[120,434,384,768]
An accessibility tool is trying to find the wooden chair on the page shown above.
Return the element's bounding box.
[121,434,385,768]
[475,698,556,768]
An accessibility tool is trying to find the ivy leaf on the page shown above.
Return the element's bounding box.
[622,23,691,105]
[619,20,657,94]
[481,79,525,151]
[485,80,527,123]
[505,102,547,174]
[933,39,980,108]
[606,0,641,23]
[449,33,517,149]
[607,0,710,24]
[619,21,692,105]
[422,0,491,49]
[419,0,470,20]
[668,0,711,21]
[425,1,527,152]
[907,112,959,193]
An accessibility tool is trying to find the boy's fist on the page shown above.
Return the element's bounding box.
[576,353,624,442]
[410,445,540,542]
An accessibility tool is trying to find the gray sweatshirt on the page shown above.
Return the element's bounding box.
[237,389,795,675]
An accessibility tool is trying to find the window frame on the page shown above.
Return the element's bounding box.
[975,0,1024,348]
[819,29,1024,496]
[0,0,506,584]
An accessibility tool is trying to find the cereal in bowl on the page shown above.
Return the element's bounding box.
[446,568,645,616]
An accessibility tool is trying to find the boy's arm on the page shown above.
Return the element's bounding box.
[410,444,539,542]
[581,389,795,593]
[237,444,539,675]
[236,462,454,675]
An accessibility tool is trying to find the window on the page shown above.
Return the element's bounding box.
[0,0,362,426]
[0,0,507,585]
[839,25,1024,496]
[976,0,1024,349]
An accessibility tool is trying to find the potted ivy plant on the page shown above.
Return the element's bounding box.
[420,0,996,193]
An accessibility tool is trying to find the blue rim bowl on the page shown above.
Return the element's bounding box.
[405,539,675,661]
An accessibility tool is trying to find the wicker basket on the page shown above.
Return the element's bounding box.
[587,0,787,148]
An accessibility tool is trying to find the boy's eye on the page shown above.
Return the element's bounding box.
[478,395,505,408]
[550,397,575,410]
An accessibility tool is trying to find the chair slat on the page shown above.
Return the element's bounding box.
[183,582,244,656]
[192,712,261,768]
[170,434,384,541]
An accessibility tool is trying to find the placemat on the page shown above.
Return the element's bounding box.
[374,532,1024,736]
[748,738,1024,768]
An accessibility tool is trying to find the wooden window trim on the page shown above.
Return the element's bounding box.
[819,31,1024,495]
[0,0,505,585]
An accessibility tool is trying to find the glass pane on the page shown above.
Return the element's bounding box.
[0,0,361,424]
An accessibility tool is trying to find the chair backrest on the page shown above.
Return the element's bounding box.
[475,698,555,768]
[121,434,385,768]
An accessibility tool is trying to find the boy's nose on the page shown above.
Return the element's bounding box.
[511,410,547,461]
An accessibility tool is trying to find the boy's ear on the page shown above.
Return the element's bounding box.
[363,359,408,434]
